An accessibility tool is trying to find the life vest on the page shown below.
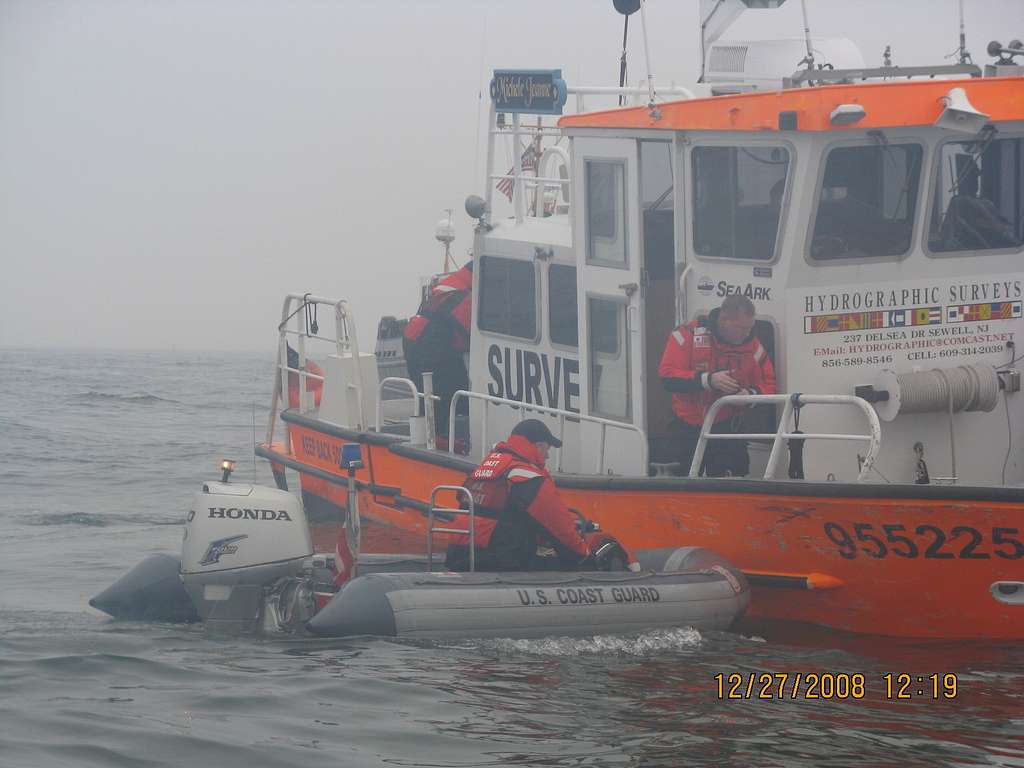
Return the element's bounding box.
[403,265,473,352]
[660,311,776,426]
[450,442,541,549]
[448,436,588,565]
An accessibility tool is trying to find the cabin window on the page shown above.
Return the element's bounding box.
[810,142,923,260]
[588,296,630,420]
[477,255,536,339]
[586,160,628,266]
[692,145,789,261]
[548,264,578,347]
[928,135,1024,254]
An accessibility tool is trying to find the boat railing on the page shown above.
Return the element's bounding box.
[427,485,475,572]
[375,376,443,449]
[375,377,422,427]
[691,393,882,482]
[449,390,648,475]
[266,294,362,450]
[485,83,694,226]
[783,62,981,88]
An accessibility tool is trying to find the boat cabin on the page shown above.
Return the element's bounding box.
[460,64,1024,485]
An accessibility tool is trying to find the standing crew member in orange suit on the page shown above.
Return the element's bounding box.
[658,294,776,477]
[402,261,473,446]
[445,419,636,572]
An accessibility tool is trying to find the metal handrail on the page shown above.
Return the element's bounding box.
[690,393,882,482]
[375,376,422,432]
[784,63,981,87]
[265,294,362,449]
[427,485,475,573]
[569,83,695,101]
[489,173,567,185]
[448,390,648,475]
[482,82,694,227]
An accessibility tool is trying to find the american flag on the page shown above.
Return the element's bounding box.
[496,143,538,201]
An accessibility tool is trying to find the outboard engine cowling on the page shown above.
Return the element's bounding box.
[181,482,312,630]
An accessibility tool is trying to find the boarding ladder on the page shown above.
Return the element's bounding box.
[266,294,363,451]
[427,485,475,573]
[691,393,882,481]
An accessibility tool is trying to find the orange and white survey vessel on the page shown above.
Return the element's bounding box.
[258,1,1024,639]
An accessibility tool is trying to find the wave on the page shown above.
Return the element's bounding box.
[73,391,179,405]
[478,627,704,657]
[21,512,183,528]
[69,389,270,414]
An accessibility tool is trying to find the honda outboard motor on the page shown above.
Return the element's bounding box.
[181,481,313,631]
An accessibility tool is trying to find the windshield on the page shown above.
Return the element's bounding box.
[929,135,1024,253]
[810,143,923,261]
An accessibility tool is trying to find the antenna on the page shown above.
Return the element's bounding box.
[618,6,626,105]
[637,0,657,107]
[799,0,815,71]
[615,0,653,106]
[472,9,489,191]
[957,0,972,63]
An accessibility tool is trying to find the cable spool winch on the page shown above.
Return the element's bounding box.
[859,363,1000,422]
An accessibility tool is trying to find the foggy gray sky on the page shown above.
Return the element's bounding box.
[1,0,1020,351]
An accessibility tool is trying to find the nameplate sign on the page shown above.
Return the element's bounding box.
[489,69,567,115]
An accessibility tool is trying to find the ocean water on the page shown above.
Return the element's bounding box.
[1,348,1022,768]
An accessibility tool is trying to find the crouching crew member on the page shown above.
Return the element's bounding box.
[658,294,776,477]
[402,261,473,447]
[445,419,632,572]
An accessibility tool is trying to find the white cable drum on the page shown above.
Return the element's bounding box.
[880,363,1000,419]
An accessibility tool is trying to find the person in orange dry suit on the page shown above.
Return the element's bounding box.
[402,262,473,448]
[659,294,777,477]
[444,419,638,572]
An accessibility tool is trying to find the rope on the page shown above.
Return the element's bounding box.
[895,363,1000,415]
[303,294,319,336]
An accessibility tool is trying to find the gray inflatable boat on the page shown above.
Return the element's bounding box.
[90,480,748,639]
[306,547,748,639]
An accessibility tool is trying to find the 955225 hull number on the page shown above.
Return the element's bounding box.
[823,521,1024,560]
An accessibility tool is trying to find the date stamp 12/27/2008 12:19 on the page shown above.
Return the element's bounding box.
[714,672,959,701]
